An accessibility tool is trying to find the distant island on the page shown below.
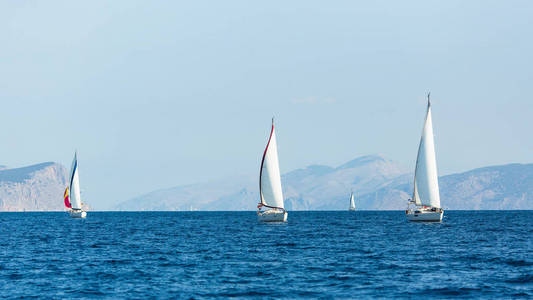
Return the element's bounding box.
[0,156,531,211]
[0,162,68,211]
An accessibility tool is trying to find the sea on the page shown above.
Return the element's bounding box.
[0,211,531,299]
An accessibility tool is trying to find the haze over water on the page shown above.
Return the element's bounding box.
[0,211,531,298]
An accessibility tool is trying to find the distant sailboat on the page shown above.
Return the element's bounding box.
[65,152,87,218]
[406,93,443,222]
[349,191,356,211]
[257,118,287,222]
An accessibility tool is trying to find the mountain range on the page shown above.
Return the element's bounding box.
[0,156,530,211]
[115,155,533,211]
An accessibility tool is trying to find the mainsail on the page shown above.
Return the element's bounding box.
[259,119,284,210]
[69,152,82,210]
[412,95,441,208]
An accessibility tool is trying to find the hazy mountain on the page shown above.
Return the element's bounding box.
[117,155,409,211]
[368,163,533,210]
[116,175,257,211]
[117,155,533,211]
[0,162,68,211]
[440,164,533,210]
[282,155,409,210]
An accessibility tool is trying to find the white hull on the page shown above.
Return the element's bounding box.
[349,208,355,211]
[69,210,87,219]
[406,208,443,222]
[257,209,287,222]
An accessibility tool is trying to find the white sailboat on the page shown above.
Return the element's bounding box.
[66,152,87,218]
[349,191,356,211]
[406,93,443,222]
[257,118,287,222]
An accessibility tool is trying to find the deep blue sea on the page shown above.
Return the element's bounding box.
[0,211,531,299]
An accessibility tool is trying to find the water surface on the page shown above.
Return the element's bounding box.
[0,211,531,298]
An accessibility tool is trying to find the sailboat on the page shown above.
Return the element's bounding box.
[257,118,287,222]
[406,93,443,222]
[349,191,356,211]
[65,152,87,218]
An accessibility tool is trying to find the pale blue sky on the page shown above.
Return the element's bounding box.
[1,1,532,209]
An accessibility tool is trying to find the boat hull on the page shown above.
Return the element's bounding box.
[257,210,287,222]
[69,210,87,219]
[406,209,443,222]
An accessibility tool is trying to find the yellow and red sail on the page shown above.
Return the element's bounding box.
[64,187,72,208]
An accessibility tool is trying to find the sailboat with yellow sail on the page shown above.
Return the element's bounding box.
[64,151,87,218]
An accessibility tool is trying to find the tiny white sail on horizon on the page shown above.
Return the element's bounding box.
[259,119,285,210]
[412,97,441,208]
[349,192,355,210]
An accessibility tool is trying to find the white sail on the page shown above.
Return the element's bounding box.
[259,121,284,209]
[69,152,82,210]
[349,192,355,210]
[412,99,441,208]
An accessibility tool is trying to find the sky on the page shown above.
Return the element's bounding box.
[1,1,532,210]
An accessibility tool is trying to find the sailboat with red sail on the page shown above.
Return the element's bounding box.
[257,118,287,222]
[65,151,87,218]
